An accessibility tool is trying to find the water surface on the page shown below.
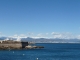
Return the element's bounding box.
[0,43,80,60]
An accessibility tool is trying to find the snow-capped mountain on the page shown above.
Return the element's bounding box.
[0,36,80,43]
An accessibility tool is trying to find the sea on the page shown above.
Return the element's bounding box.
[0,43,80,60]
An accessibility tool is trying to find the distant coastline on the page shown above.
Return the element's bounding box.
[0,37,80,43]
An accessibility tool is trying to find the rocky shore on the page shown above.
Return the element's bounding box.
[0,40,44,50]
[25,45,44,49]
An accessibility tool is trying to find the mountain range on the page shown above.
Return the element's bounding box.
[0,37,80,43]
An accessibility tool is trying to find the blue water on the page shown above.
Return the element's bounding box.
[0,43,80,60]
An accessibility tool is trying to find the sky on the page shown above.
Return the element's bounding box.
[0,0,80,39]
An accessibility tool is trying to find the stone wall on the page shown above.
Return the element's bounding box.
[0,40,28,49]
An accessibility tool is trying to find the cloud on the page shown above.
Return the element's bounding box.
[37,33,44,38]
[76,35,80,39]
[19,34,27,38]
[51,32,76,39]
[12,34,28,38]
[51,32,62,38]
[46,33,49,35]
[51,32,59,35]
[53,34,62,39]
[11,34,18,38]
[0,32,79,39]
[14,34,18,37]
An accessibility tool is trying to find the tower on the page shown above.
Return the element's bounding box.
[17,36,21,41]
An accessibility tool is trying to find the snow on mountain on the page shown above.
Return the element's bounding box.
[0,36,80,43]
